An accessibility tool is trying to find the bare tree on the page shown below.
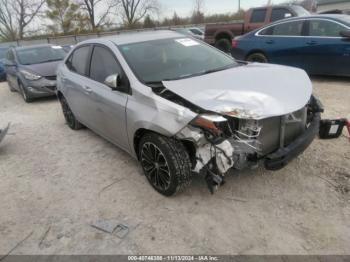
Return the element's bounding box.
[191,0,205,24]
[0,0,44,40]
[0,0,17,40]
[117,0,159,28]
[193,0,205,13]
[75,0,117,31]
[13,0,45,39]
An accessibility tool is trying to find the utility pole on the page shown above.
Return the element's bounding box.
[238,0,241,11]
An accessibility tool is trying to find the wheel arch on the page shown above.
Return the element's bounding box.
[133,128,197,167]
[245,49,269,61]
[215,31,234,42]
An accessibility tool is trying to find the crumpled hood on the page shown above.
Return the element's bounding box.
[163,63,313,120]
[21,60,61,77]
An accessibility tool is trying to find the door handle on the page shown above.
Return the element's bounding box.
[266,40,274,44]
[83,86,93,94]
[306,40,317,45]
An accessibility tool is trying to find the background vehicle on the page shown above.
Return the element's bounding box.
[173,27,205,40]
[205,5,310,52]
[231,15,350,77]
[57,31,323,196]
[4,44,67,102]
[0,47,8,81]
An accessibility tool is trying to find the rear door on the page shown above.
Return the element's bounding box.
[256,19,306,68]
[63,45,93,124]
[301,18,350,75]
[85,45,129,150]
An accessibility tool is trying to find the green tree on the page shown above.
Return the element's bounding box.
[46,0,80,34]
[143,14,155,28]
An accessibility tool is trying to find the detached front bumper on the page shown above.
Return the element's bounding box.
[264,97,323,171]
[265,112,320,170]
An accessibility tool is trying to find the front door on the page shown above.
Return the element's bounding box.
[301,19,350,76]
[85,45,129,150]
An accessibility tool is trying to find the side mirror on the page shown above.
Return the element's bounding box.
[340,30,350,38]
[104,74,121,90]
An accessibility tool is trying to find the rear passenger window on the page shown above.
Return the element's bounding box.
[67,46,90,75]
[271,21,304,36]
[251,9,267,23]
[89,46,121,83]
[271,8,293,22]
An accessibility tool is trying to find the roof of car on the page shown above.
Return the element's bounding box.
[13,44,60,51]
[285,14,349,21]
[85,30,185,46]
[264,14,350,27]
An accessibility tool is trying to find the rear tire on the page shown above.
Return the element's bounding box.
[8,80,16,92]
[59,95,83,130]
[246,52,268,63]
[215,39,232,53]
[139,133,192,196]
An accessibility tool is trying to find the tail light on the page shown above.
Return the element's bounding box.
[231,39,238,48]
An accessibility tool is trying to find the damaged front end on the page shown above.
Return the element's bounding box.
[175,96,323,193]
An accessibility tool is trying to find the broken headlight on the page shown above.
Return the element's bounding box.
[20,69,42,81]
[191,114,236,142]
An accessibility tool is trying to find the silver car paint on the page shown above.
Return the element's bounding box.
[57,34,197,157]
[57,31,312,160]
[163,63,312,120]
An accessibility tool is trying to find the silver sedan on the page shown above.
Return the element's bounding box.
[57,30,323,196]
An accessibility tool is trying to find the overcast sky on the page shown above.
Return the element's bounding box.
[161,0,287,17]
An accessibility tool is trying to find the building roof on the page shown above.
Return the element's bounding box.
[318,0,349,5]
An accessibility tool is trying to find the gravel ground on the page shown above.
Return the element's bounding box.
[0,77,349,255]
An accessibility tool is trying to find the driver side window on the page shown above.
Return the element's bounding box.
[89,46,122,84]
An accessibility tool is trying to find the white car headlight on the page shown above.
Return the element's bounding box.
[19,70,42,80]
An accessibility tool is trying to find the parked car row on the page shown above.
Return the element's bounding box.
[0,17,346,196]
[204,5,310,53]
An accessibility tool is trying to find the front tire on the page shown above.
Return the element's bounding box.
[19,82,32,103]
[139,133,192,196]
[59,95,83,130]
[246,52,268,63]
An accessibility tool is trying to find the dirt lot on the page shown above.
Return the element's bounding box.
[0,77,349,255]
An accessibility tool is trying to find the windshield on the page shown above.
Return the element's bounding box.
[339,15,350,26]
[16,46,67,65]
[119,38,237,83]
